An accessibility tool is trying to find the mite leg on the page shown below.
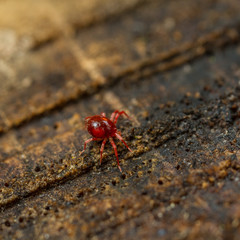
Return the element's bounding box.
[110,110,129,121]
[115,132,132,152]
[110,110,119,121]
[80,138,99,155]
[101,112,106,117]
[109,137,122,172]
[100,138,107,165]
[113,111,130,124]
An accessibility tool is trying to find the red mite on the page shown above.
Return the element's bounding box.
[80,110,132,172]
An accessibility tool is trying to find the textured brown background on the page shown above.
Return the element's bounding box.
[0,0,240,239]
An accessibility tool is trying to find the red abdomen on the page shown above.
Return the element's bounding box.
[86,115,117,138]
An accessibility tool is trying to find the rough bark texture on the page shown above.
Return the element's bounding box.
[0,0,240,239]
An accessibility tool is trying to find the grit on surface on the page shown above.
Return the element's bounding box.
[0,1,240,239]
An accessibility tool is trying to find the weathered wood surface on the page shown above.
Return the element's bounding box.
[0,0,240,239]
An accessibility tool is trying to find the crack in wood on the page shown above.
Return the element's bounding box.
[1,23,240,136]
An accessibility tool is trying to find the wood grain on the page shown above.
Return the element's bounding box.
[0,0,240,239]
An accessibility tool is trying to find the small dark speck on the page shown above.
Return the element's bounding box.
[77,191,84,198]
[158,179,163,185]
[121,173,126,180]
[35,165,41,172]
[5,221,11,227]
[141,190,148,195]
[176,165,180,170]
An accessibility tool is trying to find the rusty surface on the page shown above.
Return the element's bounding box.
[0,0,240,239]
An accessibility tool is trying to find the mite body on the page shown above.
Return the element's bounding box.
[80,110,132,172]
